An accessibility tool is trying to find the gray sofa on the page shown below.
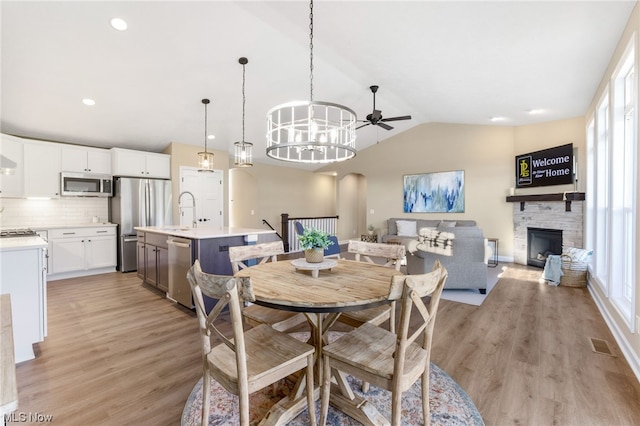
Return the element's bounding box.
[381,218,488,293]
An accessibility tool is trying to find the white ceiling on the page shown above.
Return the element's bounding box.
[1,1,636,170]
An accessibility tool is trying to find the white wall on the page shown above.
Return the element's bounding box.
[229,162,336,236]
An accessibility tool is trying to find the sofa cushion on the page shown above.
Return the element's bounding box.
[439,220,457,228]
[396,220,418,236]
[387,218,440,236]
[448,226,483,239]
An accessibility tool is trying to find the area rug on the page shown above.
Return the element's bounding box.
[439,264,509,306]
[182,334,484,425]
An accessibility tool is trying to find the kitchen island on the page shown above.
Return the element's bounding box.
[134,226,278,308]
[0,236,48,363]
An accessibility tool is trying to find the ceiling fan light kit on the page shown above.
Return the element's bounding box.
[266,0,357,164]
[357,85,412,131]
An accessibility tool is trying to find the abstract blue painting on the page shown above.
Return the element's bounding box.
[403,170,465,213]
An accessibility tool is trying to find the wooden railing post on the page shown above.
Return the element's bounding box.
[281,213,290,252]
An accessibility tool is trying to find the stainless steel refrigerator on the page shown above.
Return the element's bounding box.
[110,177,173,272]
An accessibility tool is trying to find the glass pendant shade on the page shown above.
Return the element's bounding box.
[197,151,215,172]
[234,141,253,167]
[266,101,357,163]
[198,98,214,172]
[234,57,253,168]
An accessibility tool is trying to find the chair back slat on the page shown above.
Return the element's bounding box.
[348,240,406,271]
[188,260,251,358]
[393,259,448,375]
[229,241,285,273]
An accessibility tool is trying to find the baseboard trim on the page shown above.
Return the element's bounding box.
[47,267,116,281]
[588,283,640,384]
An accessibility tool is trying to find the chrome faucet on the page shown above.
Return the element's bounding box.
[178,191,197,228]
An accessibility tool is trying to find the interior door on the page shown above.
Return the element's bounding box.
[179,167,223,228]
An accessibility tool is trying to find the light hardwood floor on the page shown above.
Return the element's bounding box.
[9,263,640,425]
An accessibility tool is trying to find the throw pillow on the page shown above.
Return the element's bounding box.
[396,220,418,236]
[417,227,455,256]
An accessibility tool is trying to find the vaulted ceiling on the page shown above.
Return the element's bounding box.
[1,1,636,170]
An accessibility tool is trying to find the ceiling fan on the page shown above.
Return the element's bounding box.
[356,85,412,131]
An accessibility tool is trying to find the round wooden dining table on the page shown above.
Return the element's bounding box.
[235,258,403,426]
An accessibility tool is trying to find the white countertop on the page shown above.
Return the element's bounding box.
[0,236,48,251]
[135,226,276,240]
[30,223,116,230]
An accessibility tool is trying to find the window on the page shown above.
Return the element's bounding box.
[594,92,610,287]
[586,117,597,286]
[610,42,636,316]
[587,36,637,330]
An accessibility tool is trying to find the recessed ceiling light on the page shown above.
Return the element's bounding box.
[528,109,545,115]
[82,98,96,106]
[490,116,506,122]
[110,18,128,31]
[207,135,216,140]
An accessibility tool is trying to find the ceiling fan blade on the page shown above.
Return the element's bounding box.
[356,123,372,130]
[380,115,412,122]
[377,122,394,131]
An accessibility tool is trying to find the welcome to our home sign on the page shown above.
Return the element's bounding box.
[515,143,574,188]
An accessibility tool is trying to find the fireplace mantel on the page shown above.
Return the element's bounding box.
[506,192,585,212]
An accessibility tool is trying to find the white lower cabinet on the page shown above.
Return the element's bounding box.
[0,243,47,363]
[49,226,116,278]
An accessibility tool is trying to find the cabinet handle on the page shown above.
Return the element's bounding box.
[96,230,108,233]
[63,232,76,235]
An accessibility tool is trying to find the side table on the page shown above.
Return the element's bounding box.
[487,238,499,268]
[360,234,378,243]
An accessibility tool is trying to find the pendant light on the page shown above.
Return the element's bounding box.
[266,0,357,164]
[234,57,253,167]
[198,98,215,172]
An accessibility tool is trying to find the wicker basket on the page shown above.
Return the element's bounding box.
[559,254,588,287]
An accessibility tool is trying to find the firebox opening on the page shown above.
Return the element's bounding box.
[527,227,563,268]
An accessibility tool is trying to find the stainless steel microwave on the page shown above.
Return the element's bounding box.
[60,172,113,197]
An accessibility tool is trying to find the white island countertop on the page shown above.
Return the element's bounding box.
[134,226,276,240]
[0,236,48,252]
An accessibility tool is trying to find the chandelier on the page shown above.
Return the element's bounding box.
[266,0,357,164]
[197,98,214,172]
[234,57,253,167]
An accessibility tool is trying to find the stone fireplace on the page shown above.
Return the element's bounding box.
[509,193,584,265]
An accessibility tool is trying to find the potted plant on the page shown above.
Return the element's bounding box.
[297,227,334,263]
[367,224,376,235]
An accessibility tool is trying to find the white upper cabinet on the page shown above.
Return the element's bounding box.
[0,134,25,197]
[61,145,111,175]
[24,141,61,198]
[111,148,170,179]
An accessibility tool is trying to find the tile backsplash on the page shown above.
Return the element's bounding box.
[0,198,109,228]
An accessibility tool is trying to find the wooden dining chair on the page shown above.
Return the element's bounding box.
[319,260,448,426]
[339,240,406,332]
[296,221,341,259]
[229,241,307,332]
[187,260,317,426]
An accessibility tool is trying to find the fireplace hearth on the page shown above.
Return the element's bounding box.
[527,227,562,268]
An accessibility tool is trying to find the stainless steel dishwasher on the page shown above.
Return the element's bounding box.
[167,237,194,308]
